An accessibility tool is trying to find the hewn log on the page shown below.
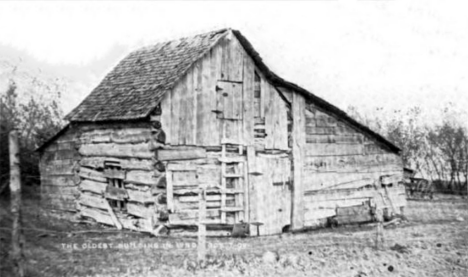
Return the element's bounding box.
[127,202,154,218]
[127,189,154,204]
[79,167,107,183]
[79,142,153,159]
[125,170,159,186]
[79,193,108,210]
[80,128,152,144]
[167,163,197,171]
[79,179,107,194]
[80,156,154,170]
[157,148,206,161]
[80,206,114,226]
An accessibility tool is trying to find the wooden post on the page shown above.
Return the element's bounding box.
[197,185,207,262]
[9,130,24,277]
[375,208,384,250]
[291,93,305,230]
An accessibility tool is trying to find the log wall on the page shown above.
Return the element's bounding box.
[75,122,166,233]
[301,101,405,227]
[39,127,80,218]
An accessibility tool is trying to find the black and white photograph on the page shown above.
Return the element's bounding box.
[0,1,467,276]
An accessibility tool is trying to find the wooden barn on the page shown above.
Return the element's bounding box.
[37,29,406,236]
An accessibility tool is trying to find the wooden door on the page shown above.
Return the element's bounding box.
[249,154,292,235]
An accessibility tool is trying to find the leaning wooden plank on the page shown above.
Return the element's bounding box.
[78,193,108,210]
[157,148,207,161]
[79,179,107,195]
[79,143,153,159]
[80,207,114,226]
[79,167,107,183]
[103,198,122,229]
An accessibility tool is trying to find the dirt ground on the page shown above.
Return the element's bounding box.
[1,193,467,277]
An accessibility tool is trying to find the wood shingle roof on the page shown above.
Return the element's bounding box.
[65,29,228,122]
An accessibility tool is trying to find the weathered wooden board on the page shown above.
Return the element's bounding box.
[79,142,154,159]
[304,144,366,157]
[265,82,289,150]
[125,170,159,186]
[79,157,154,170]
[177,194,235,202]
[80,128,153,144]
[160,86,172,144]
[303,154,402,173]
[79,179,107,194]
[169,209,220,222]
[291,91,306,230]
[127,202,154,218]
[305,198,370,210]
[78,193,108,210]
[127,189,154,204]
[79,167,107,183]
[243,54,254,145]
[157,148,206,161]
[172,171,198,187]
[80,206,114,226]
[220,34,243,82]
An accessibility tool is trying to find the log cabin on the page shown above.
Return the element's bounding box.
[37,28,406,236]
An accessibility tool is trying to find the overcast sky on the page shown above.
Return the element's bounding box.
[0,1,467,124]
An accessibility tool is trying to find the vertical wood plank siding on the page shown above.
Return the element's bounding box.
[160,33,289,149]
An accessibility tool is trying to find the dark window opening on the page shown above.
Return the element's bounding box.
[104,161,126,211]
